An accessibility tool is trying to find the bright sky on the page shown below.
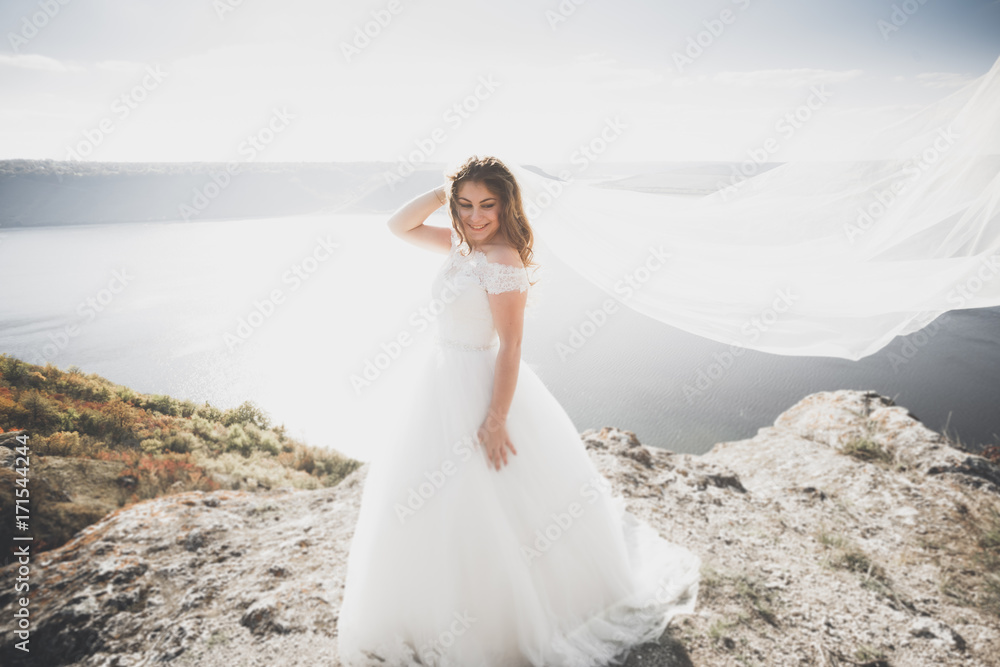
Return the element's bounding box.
[1,0,998,162]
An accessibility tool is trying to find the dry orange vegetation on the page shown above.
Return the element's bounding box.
[0,353,359,559]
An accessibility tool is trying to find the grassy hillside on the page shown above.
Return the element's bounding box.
[0,353,360,558]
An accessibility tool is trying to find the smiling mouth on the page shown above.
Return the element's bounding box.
[469,223,488,231]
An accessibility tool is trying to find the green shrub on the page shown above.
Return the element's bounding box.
[191,415,222,442]
[59,406,81,432]
[165,431,198,454]
[140,438,165,454]
[223,401,271,430]
[37,431,84,456]
[77,408,111,437]
[243,423,280,456]
[256,430,280,456]
[142,394,179,416]
[116,386,137,403]
[0,356,29,385]
[225,423,252,457]
[197,403,224,423]
[20,389,61,429]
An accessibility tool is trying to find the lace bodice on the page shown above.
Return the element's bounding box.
[429,229,535,350]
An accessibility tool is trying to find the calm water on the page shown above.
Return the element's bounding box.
[1,214,997,461]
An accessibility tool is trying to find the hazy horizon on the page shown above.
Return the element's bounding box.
[2,0,998,164]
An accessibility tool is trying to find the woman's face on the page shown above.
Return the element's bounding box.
[455,180,500,245]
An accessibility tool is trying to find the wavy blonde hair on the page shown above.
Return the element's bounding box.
[444,155,537,281]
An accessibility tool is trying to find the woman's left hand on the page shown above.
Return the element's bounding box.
[477,417,517,471]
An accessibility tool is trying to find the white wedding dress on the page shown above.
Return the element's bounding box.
[336,229,701,666]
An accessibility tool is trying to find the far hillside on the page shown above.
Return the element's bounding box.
[0,159,445,226]
[0,159,735,227]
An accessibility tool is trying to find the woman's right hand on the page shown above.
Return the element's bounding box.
[476,416,517,471]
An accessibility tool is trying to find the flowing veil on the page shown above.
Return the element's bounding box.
[496,54,1000,361]
[338,57,999,464]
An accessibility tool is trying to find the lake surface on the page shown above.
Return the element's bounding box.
[1,214,997,461]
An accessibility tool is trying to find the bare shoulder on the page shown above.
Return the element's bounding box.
[481,244,524,268]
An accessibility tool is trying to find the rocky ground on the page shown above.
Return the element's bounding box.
[1,389,998,666]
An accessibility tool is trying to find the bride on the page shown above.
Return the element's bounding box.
[336,155,702,666]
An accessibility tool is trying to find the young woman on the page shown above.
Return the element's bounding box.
[336,155,701,666]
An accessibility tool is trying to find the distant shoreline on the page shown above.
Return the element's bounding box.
[0,159,764,228]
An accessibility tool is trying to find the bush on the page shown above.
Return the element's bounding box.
[225,423,252,457]
[0,390,28,430]
[296,451,316,474]
[103,397,136,440]
[841,437,894,465]
[37,431,84,457]
[223,401,271,430]
[191,415,222,443]
[197,403,224,423]
[114,451,221,503]
[92,384,112,403]
[142,394,179,416]
[257,430,280,456]
[0,356,29,386]
[20,389,61,430]
[58,407,81,432]
[77,408,111,437]
[140,438,165,454]
[244,423,280,456]
[165,431,198,454]
[116,387,137,404]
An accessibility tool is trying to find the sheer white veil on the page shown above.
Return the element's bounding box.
[491,55,1000,361]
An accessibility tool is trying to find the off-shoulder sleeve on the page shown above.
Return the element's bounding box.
[478,261,530,295]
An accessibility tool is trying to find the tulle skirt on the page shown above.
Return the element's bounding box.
[336,338,701,667]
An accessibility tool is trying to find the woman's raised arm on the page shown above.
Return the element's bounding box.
[386,185,452,254]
